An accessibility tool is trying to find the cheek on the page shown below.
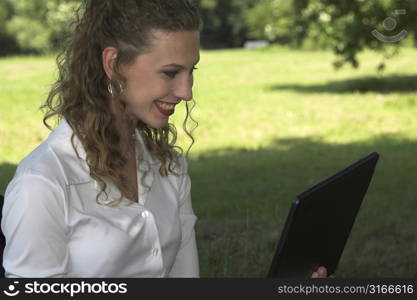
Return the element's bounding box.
[123,80,150,102]
[124,82,170,108]
[123,71,171,101]
[146,80,171,100]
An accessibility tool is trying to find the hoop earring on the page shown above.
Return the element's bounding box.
[107,83,114,97]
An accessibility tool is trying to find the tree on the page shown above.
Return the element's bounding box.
[295,0,417,69]
[246,0,295,45]
[245,0,417,70]
[198,0,258,48]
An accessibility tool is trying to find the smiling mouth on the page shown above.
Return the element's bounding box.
[155,100,176,116]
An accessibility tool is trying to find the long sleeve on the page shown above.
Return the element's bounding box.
[1,172,69,277]
[168,157,199,277]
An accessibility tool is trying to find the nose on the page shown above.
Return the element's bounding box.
[173,75,193,102]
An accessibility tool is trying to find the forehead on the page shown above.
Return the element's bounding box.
[134,30,200,67]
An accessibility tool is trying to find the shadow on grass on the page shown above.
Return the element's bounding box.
[190,134,417,277]
[1,136,415,278]
[0,163,17,196]
[268,74,417,94]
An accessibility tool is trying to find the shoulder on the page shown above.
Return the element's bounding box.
[4,170,66,210]
[3,163,69,236]
[13,119,91,188]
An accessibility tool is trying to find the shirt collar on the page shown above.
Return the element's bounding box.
[49,118,157,204]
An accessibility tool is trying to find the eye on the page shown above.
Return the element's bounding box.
[190,67,198,75]
[163,71,178,78]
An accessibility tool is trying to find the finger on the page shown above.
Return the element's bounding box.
[311,272,318,278]
[319,267,327,277]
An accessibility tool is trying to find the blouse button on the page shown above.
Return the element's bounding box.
[141,211,149,218]
[152,248,159,256]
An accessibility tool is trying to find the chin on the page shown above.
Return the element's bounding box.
[143,119,169,130]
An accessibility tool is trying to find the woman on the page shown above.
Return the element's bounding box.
[2,0,327,278]
[2,0,201,277]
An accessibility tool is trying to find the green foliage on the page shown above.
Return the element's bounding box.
[4,0,50,53]
[198,0,258,48]
[7,16,51,53]
[11,0,49,20]
[45,0,80,49]
[2,0,417,69]
[297,0,417,68]
[0,0,80,55]
[246,0,295,44]
[245,0,417,69]
[0,0,19,55]
[0,3,7,32]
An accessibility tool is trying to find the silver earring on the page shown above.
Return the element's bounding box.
[107,83,114,97]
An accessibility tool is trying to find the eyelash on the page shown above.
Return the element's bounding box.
[164,67,198,79]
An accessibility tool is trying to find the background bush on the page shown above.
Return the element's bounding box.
[0,0,79,55]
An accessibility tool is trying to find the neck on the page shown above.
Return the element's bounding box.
[110,97,137,151]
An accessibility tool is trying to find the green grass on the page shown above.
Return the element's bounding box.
[1,46,417,277]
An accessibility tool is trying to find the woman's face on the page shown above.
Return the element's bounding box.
[117,30,200,129]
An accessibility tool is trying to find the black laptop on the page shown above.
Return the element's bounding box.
[268,152,379,278]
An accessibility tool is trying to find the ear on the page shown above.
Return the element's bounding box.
[102,46,118,80]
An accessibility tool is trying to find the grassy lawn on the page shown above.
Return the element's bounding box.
[1,46,416,277]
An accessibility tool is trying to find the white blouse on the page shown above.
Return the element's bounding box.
[1,118,199,277]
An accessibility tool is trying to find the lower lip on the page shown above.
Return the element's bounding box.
[155,101,175,116]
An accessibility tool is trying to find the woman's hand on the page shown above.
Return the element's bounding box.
[311,266,327,278]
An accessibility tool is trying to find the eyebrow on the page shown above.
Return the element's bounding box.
[161,59,200,69]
